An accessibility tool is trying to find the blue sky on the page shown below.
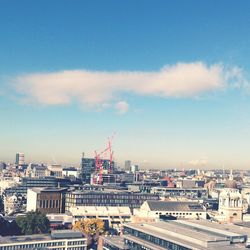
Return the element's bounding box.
[1,0,250,169]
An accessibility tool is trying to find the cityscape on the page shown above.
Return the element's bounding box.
[1,1,250,250]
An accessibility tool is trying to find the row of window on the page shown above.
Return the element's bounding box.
[39,199,61,208]
[155,212,203,216]
[0,240,86,250]
[68,241,86,246]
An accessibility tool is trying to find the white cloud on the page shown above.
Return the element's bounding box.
[115,101,129,114]
[188,159,208,166]
[11,62,246,111]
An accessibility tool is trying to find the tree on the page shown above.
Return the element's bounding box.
[73,218,104,245]
[0,216,21,236]
[16,211,50,235]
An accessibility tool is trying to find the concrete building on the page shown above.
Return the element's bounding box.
[47,213,73,229]
[219,188,243,222]
[4,194,24,215]
[48,164,63,178]
[131,165,139,173]
[26,164,47,178]
[151,186,207,199]
[69,206,131,229]
[27,187,67,213]
[134,200,207,220]
[176,179,205,188]
[124,160,131,172]
[121,173,135,183]
[62,167,78,178]
[65,190,159,210]
[0,230,87,250]
[123,221,245,250]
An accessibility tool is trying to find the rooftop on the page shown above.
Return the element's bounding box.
[146,200,205,212]
[124,221,245,250]
[0,230,83,244]
[29,187,67,193]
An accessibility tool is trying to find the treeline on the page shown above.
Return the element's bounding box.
[0,211,50,236]
[0,216,21,236]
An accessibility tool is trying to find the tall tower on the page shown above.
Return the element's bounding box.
[124,160,131,172]
[80,153,95,183]
[15,152,25,166]
[219,188,243,222]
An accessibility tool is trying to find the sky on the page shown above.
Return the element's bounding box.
[1,0,250,169]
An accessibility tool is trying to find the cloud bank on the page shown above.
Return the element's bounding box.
[12,62,244,112]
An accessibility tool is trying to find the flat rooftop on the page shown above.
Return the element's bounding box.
[0,230,84,245]
[29,187,67,193]
[124,221,246,250]
[101,236,128,249]
[182,220,250,238]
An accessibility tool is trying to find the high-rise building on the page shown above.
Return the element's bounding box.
[131,164,139,173]
[124,160,131,171]
[15,152,25,166]
[80,153,114,184]
[80,153,95,183]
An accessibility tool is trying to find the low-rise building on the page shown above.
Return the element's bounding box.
[69,206,131,229]
[151,186,207,199]
[134,200,207,220]
[0,230,87,250]
[123,221,246,250]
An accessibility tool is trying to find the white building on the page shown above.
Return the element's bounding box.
[62,167,78,178]
[69,206,131,229]
[134,200,207,220]
[131,165,139,173]
[219,188,243,222]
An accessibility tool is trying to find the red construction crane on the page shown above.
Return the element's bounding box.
[94,134,115,185]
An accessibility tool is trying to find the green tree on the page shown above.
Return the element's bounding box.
[16,211,50,235]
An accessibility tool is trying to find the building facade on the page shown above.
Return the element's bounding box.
[27,187,67,213]
[0,230,87,250]
[65,191,159,210]
[134,200,207,221]
[219,188,243,222]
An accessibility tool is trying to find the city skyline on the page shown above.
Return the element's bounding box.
[1,1,250,168]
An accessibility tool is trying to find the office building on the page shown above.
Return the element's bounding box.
[48,164,63,178]
[80,153,114,184]
[69,206,131,228]
[62,167,78,178]
[151,186,208,199]
[15,152,25,166]
[27,187,67,213]
[81,155,95,183]
[26,164,47,177]
[0,230,87,250]
[130,165,139,173]
[124,160,131,172]
[65,190,159,210]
